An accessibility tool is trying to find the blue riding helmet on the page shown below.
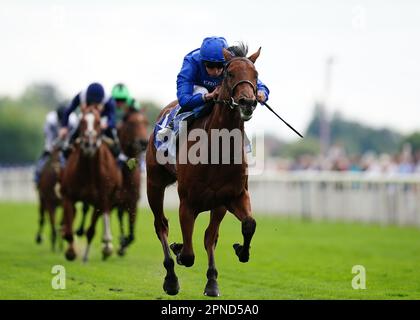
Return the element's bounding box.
[199,36,228,63]
[86,82,105,105]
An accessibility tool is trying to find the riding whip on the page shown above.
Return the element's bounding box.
[261,101,304,138]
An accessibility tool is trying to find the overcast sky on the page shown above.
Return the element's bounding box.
[1,0,419,140]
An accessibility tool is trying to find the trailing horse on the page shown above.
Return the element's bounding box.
[73,109,149,256]
[115,109,149,256]
[61,106,122,261]
[146,47,261,296]
[35,145,62,251]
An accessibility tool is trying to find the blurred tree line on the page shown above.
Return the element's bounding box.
[1,83,419,164]
[0,83,162,165]
[267,105,420,159]
[0,83,59,164]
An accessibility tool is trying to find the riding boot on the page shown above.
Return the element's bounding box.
[62,126,79,159]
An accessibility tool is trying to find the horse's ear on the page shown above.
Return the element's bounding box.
[223,48,233,62]
[248,47,261,64]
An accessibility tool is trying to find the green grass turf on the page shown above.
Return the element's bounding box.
[0,202,419,300]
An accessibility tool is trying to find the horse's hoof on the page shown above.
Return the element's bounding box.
[233,243,249,263]
[204,279,220,297]
[176,253,194,267]
[35,234,42,244]
[102,245,113,260]
[170,242,183,255]
[125,235,134,246]
[76,229,84,237]
[65,248,76,261]
[163,276,180,296]
[117,247,126,257]
[120,236,134,248]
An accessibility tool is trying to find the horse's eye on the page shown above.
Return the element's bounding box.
[227,72,234,78]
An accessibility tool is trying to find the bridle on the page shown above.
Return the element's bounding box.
[214,57,258,110]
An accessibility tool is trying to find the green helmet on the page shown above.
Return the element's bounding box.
[112,83,131,102]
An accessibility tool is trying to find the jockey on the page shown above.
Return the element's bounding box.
[111,83,142,124]
[177,36,269,111]
[59,82,120,158]
[157,36,269,137]
[34,104,78,184]
[111,83,144,167]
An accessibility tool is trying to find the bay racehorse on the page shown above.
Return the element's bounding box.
[36,145,62,251]
[146,47,261,296]
[115,109,149,255]
[72,109,149,256]
[61,105,122,261]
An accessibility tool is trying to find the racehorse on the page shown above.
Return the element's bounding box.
[35,145,62,251]
[61,105,122,261]
[72,109,149,256]
[146,47,261,296]
[115,109,149,255]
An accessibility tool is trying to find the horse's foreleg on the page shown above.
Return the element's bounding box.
[63,197,76,261]
[117,206,125,256]
[36,200,45,244]
[58,208,65,252]
[172,201,197,268]
[118,207,124,239]
[76,202,89,236]
[203,206,226,297]
[127,204,137,246]
[102,210,113,260]
[46,204,57,252]
[147,181,179,295]
[229,190,256,263]
[83,208,100,263]
[118,203,137,256]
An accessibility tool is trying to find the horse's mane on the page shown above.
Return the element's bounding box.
[227,42,248,58]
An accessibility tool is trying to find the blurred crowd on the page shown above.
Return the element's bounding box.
[269,144,420,174]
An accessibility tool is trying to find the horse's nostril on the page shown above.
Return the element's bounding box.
[238,98,257,108]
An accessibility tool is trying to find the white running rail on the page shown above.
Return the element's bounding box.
[1,167,419,226]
